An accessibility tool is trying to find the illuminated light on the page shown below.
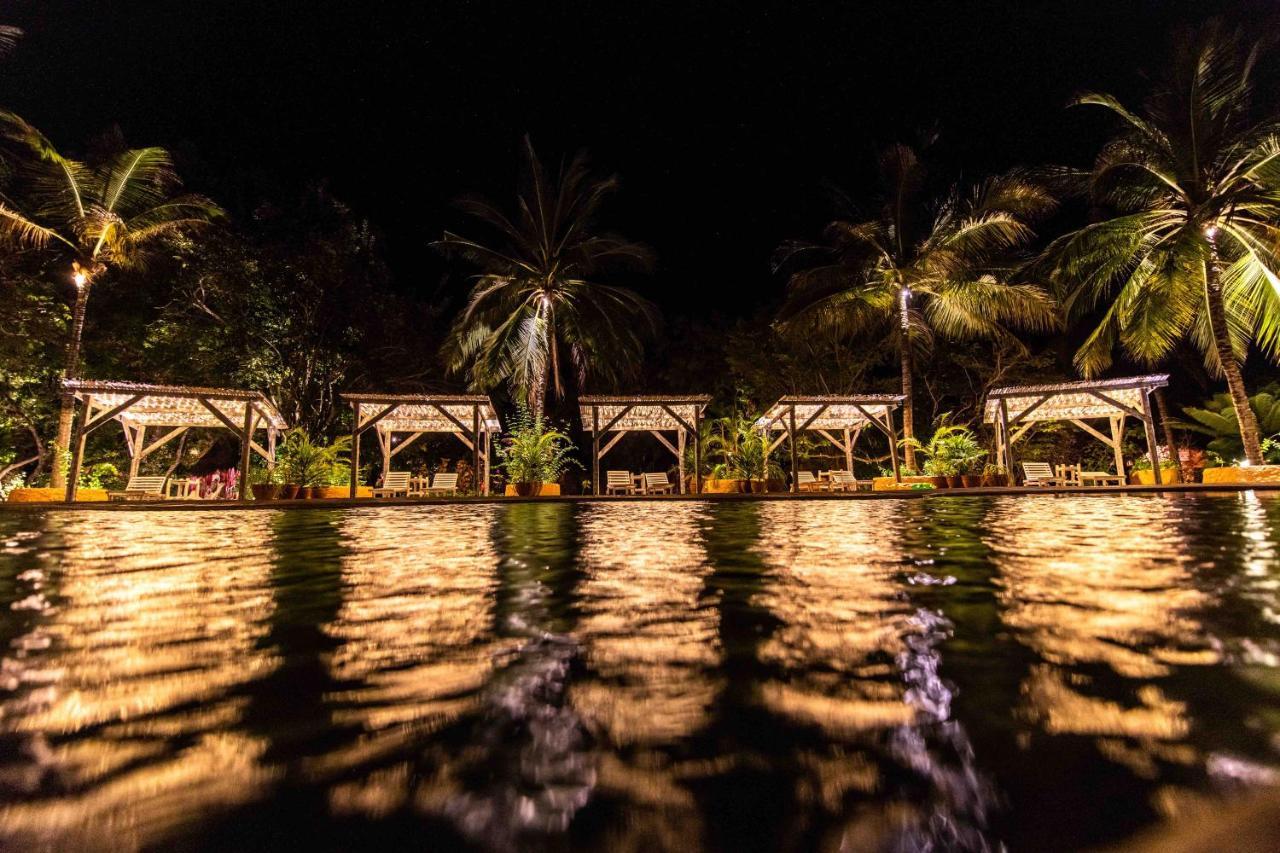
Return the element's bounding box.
[1239,458,1252,468]
[71,262,88,288]
[1204,224,1219,239]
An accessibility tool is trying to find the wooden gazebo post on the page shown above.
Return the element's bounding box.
[788,404,799,494]
[591,405,600,496]
[239,404,253,502]
[65,394,90,503]
[349,400,361,499]
[472,404,481,495]
[693,405,702,496]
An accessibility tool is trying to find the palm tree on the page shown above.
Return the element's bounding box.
[1046,24,1280,465]
[774,144,1059,469]
[0,114,223,484]
[437,136,656,415]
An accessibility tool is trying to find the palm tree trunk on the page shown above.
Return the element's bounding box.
[1153,388,1182,479]
[50,284,90,488]
[1204,238,1264,465]
[900,338,916,471]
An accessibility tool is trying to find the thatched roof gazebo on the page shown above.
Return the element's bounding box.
[342,393,501,496]
[63,380,288,502]
[756,395,906,492]
[983,374,1170,484]
[580,396,711,494]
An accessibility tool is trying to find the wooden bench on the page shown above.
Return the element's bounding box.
[372,471,411,498]
[109,475,168,501]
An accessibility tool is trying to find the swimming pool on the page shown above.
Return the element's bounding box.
[1,494,1278,850]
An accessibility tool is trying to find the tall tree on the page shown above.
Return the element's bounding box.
[1047,23,1280,464]
[774,145,1058,468]
[437,136,656,415]
[0,115,222,484]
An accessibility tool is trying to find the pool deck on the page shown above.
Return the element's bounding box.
[3,482,1279,511]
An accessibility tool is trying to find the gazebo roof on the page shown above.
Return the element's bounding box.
[756,395,905,431]
[580,395,711,432]
[65,380,287,430]
[341,393,501,433]
[983,374,1169,423]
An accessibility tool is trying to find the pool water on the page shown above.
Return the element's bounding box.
[2,494,1280,851]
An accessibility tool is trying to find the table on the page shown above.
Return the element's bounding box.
[1080,471,1125,487]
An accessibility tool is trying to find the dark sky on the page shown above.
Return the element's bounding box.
[2,0,1271,317]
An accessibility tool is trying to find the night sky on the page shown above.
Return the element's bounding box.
[3,1,1275,318]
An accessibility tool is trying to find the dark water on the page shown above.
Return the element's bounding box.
[2,494,1280,851]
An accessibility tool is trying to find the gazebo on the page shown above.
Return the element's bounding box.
[342,393,501,496]
[580,396,711,495]
[63,380,288,502]
[756,395,906,492]
[984,374,1170,485]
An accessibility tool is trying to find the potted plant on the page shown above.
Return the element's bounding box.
[1129,456,1183,485]
[497,407,578,496]
[249,464,282,501]
[276,429,351,498]
[980,462,1009,487]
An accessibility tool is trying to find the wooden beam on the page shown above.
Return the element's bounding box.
[694,405,702,495]
[139,426,187,461]
[84,394,146,436]
[1110,415,1126,478]
[122,421,137,458]
[598,431,626,458]
[1087,390,1147,421]
[789,404,799,494]
[1010,421,1036,445]
[196,397,246,436]
[851,403,893,440]
[999,398,1016,478]
[448,429,475,451]
[598,404,634,435]
[884,406,900,482]
[1008,394,1053,424]
[472,404,481,495]
[429,403,473,438]
[658,404,695,435]
[795,404,829,434]
[816,428,846,452]
[650,430,678,456]
[356,403,400,434]
[677,427,686,494]
[1069,418,1114,447]
[388,431,425,458]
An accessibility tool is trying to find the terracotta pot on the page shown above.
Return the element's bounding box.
[253,483,282,501]
[945,475,962,488]
[929,476,949,489]
[296,486,315,499]
[700,478,744,494]
[961,475,983,488]
[980,473,1010,487]
[513,482,540,497]
[281,484,300,499]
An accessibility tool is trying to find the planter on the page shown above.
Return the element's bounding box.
[296,486,315,500]
[960,475,984,488]
[1202,465,1280,485]
[281,484,301,500]
[946,475,963,489]
[252,483,282,501]
[7,487,108,503]
[1129,467,1183,485]
[980,473,1010,488]
[700,478,745,494]
[872,475,939,491]
[504,482,561,497]
[314,485,373,499]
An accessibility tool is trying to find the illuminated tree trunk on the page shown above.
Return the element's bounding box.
[1153,388,1181,478]
[50,283,90,488]
[899,294,916,471]
[1204,237,1263,465]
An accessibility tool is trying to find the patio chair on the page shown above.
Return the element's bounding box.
[425,472,459,496]
[1054,463,1082,487]
[796,471,821,492]
[1020,462,1058,487]
[644,472,675,495]
[828,470,858,492]
[372,471,411,498]
[109,475,168,501]
[605,470,634,495]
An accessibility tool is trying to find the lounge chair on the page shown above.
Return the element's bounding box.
[109,475,168,501]
[797,471,821,492]
[605,470,634,495]
[644,472,675,495]
[1021,462,1058,487]
[424,472,458,496]
[828,470,858,492]
[372,471,411,498]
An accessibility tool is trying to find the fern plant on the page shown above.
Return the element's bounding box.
[496,407,579,485]
[1176,384,1280,464]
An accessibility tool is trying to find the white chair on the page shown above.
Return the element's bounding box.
[644,472,674,495]
[372,471,411,497]
[796,471,821,492]
[109,475,168,501]
[1021,462,1058,487]
[828,470,858,492]
[605,470,634,495]
[425,472,458,496]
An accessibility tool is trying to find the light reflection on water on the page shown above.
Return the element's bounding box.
[0,495,1278,851]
